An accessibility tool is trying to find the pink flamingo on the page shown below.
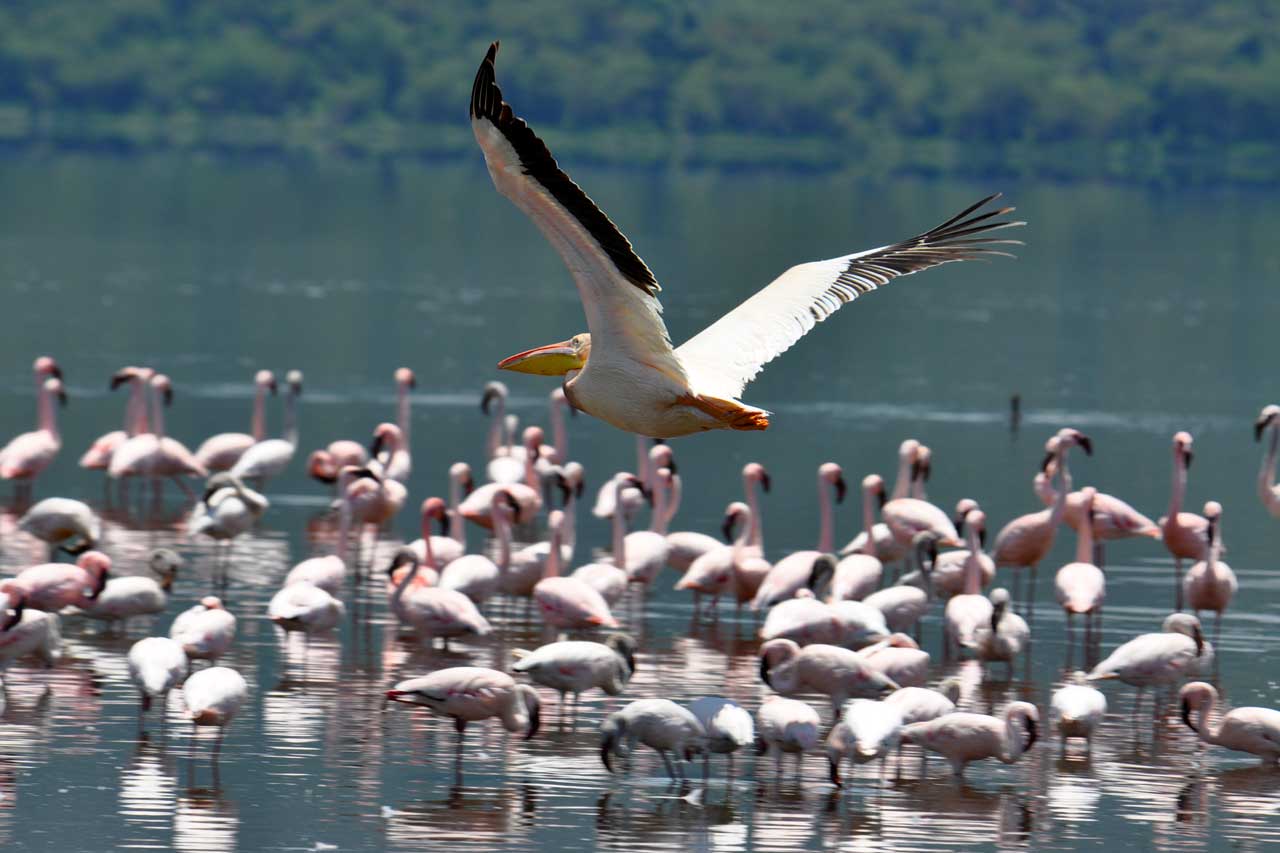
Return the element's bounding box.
[943,509,993,657]
[676,502,771,615]
[1089,613,1211,721]
[307,440,369,486]
[909,444,932,500]
[863,532,938,635]
[1179,682,1280,765]
[755,695,821,775]
[459,426,544,529]
[928,498,996,599]
[2,356,62,465]
[570,482,634,604]
[1254,405,1280,517]
[879,471,963,563]
[839,473,907,565]
[859,632,930,687]
[169,596,237,663]
[80,366,152,472]
[345,457,407,535]
[183,666,248,757]
[1182,501,1236,645]
[622,466,672,584]
[148,374,208,492]
[1054,487,1106,650]
[387,499,444,593]
[829,475,885,602]
[900,701,1039,778]
[993,434,1071,608]
[891,439,920,500]
[1,550,111,618]
[759,638,898,718]
[368,421,411,485]
[194,370,277,472]
[653,450,720,572]
[386,549,491,648]
[0,375,66,493]
[386,667,540,759]
[407,495,464,570]
[751,462,845,610]
[535,511,620,632]
[0,605,61,676]
[1039,429,1160,563]
[1160,432,1211,612]
[439,491,513,606]
[284,554,345,594]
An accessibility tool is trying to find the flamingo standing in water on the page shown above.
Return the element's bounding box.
[1052,674,1107,753]
[231,370,303,487]
[1160,432,1211,612]
[170,596,237,664]
[512,633,637,722]
[970,588,1030,677]
[863,531,939,636]
[0,550,111,616]
[82,549,180,631]
[536,511,620,631]
[80,366,151,474]
[0,375,66,495]
[440,491,514,606]
[756,695,821,776]
[1,356,62,475]
[943,509,993,657]
[407,493,465,570]
[183,666,249,756]
[569,482,634,605]
[654,452,721,572]
[840,443,918,564]
[829,475,886,602]
[759,638,898,718]
[1055,487,1106,653]
[827,698,904,787]
[676,502,770,614]
[1181,501,1236,645]
[459,426,544,528]
[0,606,61,678]
[900,701,1039,779]
[1179,681,1280,765]
[600,698,707,779]
[621,466,672,585]
[147,374,208,495]
[127,636,187,723]
[194,370,277,472]
[369,421,411,485]
[993,434,1072,608]
[387,668,541,750]
[751,463,845,610]
[1254,404,1280,517]
[386,549,490,648]
[878,471,963,572]
[17,497,100,557]
[283,554,345,595]
[1088,613,1210,721]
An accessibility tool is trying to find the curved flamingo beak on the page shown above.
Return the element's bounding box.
[498,340,584,376]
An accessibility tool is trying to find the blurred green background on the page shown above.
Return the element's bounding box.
[0,0,1277,184]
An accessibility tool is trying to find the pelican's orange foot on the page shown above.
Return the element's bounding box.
[681,394,771,431]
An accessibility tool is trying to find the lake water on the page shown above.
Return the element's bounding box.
[1,154,1278,851]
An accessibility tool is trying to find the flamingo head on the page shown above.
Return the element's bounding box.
[480,381,509,414]
[33,355,61,379]
[898,439,920,464]
[1173,430,1194,466]
[285,370,303,394]
[1163,612,1205,656]
[200,595,223,610]
[522,426,544,454]
[912,446,932,483]
[953,498,980,535]
[758,638,800,688]
[450,461,475,495]
[743,462,771,493]
[490,488,521,520]
[149,548,182,590]
[1040,435,1062,473]
[395,367,416,389]
[151,374,173,406]
[386,548,419,578]
[862,474,886,508]
[912,531,941,574]
[599,712,626,772]
[1179,681,1216,733]
[1056,428,1092,456]
[44,377,67,407]
[254,370,277,393]
[604,632,638,677]
[421,497,449,535]
[76,551,111,598]
[819,463,846,503]
[308,450,338,484]
[648,442,675,473]
[498,333,590,376]
[808,554,837,594]
[1255,404,1280,441]
[1203,500,1222,542]
[369,423,402,458]
[721,502,749,542]
[1,592,25,631]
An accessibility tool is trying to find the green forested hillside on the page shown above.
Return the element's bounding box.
[0,0,1277,183]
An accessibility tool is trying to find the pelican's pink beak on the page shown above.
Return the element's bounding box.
[498,340,584,376]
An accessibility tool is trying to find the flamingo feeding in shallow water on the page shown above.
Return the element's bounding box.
[471,44,1023,437]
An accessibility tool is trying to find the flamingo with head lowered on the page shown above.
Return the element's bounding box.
[471,44,1023,438]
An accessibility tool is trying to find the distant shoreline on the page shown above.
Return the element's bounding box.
[0,107,1272,188]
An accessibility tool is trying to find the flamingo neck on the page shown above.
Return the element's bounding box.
[611,483,628,568]
[1075,504,1095,564]
[150,386,166,441]
[635,437,649,491]
[550,397,567,463]
[891,452,912,501]
[816,477,833,554]
[650,476,668,534]
[1260,426,1279,506]
[1168,451,1187,519]
[126,378,149,436]
[732,509,753,557]
[860,486,877,555]
[963,524,982,595]
[1002,710,1026,762]
[391,557,419,607]
[492,511,511,571]
[282,387,298,447]
[251,384,267,441]
[523,446,538,490]
[663,473,682,531]
[37,384,59,439]
[337,482,352,565]
[744,476,764,550]
[448,478,466,545]
[1048,452,1070,527]
[545,520,563,579]
[486,394,505,458]
[397,385,411,447]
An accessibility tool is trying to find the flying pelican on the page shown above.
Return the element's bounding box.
[1160,432,1211,611]
[471,43,1023,438]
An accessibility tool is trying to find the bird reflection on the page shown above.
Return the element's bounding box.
[174,786,239,853]
[384,784,526,849]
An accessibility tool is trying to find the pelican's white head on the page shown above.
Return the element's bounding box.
[498,333,590,376]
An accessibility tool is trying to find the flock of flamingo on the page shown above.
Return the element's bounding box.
[1,353,1278,790]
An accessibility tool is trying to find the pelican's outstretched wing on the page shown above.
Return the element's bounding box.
[470,43,687,384]
[676,196,1024,399]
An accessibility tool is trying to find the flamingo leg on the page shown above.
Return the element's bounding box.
[1173,557,1183,612]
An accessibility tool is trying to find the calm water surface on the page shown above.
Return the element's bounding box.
[1,156,1278,851]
